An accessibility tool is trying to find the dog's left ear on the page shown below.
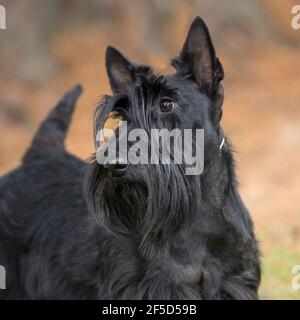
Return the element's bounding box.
[172,17,224,97]
[106,46,137,94]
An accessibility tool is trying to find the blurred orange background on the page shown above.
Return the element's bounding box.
[0,0,299,299]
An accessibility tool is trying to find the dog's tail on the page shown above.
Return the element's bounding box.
[23,84,82,163]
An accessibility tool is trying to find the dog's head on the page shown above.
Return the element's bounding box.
[85,17,225,246]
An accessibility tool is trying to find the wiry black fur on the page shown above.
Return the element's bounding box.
[0,17,260,300]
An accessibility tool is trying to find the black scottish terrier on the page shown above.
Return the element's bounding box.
[0,17,260,299]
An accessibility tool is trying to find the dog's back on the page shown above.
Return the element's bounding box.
[0,85,95,299]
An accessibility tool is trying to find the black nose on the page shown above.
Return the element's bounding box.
[104,159,128,173]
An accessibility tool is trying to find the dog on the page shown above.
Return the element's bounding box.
[0,17,260,299]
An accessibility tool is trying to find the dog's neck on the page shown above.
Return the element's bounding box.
[138,141,231,254]
[135,144,248,288]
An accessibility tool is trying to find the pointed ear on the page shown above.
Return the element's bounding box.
[105,46,136,94]
[172,17,224,95]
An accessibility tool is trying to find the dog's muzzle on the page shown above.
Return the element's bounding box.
[103,158,128,175]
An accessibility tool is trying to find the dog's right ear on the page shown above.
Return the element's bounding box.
[105,46,137,94]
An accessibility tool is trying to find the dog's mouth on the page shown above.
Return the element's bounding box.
[103,158,128,177]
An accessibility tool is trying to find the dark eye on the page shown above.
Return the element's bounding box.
[160,97,174,112]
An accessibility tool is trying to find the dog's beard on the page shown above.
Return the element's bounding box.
[84,160,201,246]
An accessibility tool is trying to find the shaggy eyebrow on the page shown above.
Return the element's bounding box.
[140,74,178,98]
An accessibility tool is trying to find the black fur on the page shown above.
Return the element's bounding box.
[0,17,260,300]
